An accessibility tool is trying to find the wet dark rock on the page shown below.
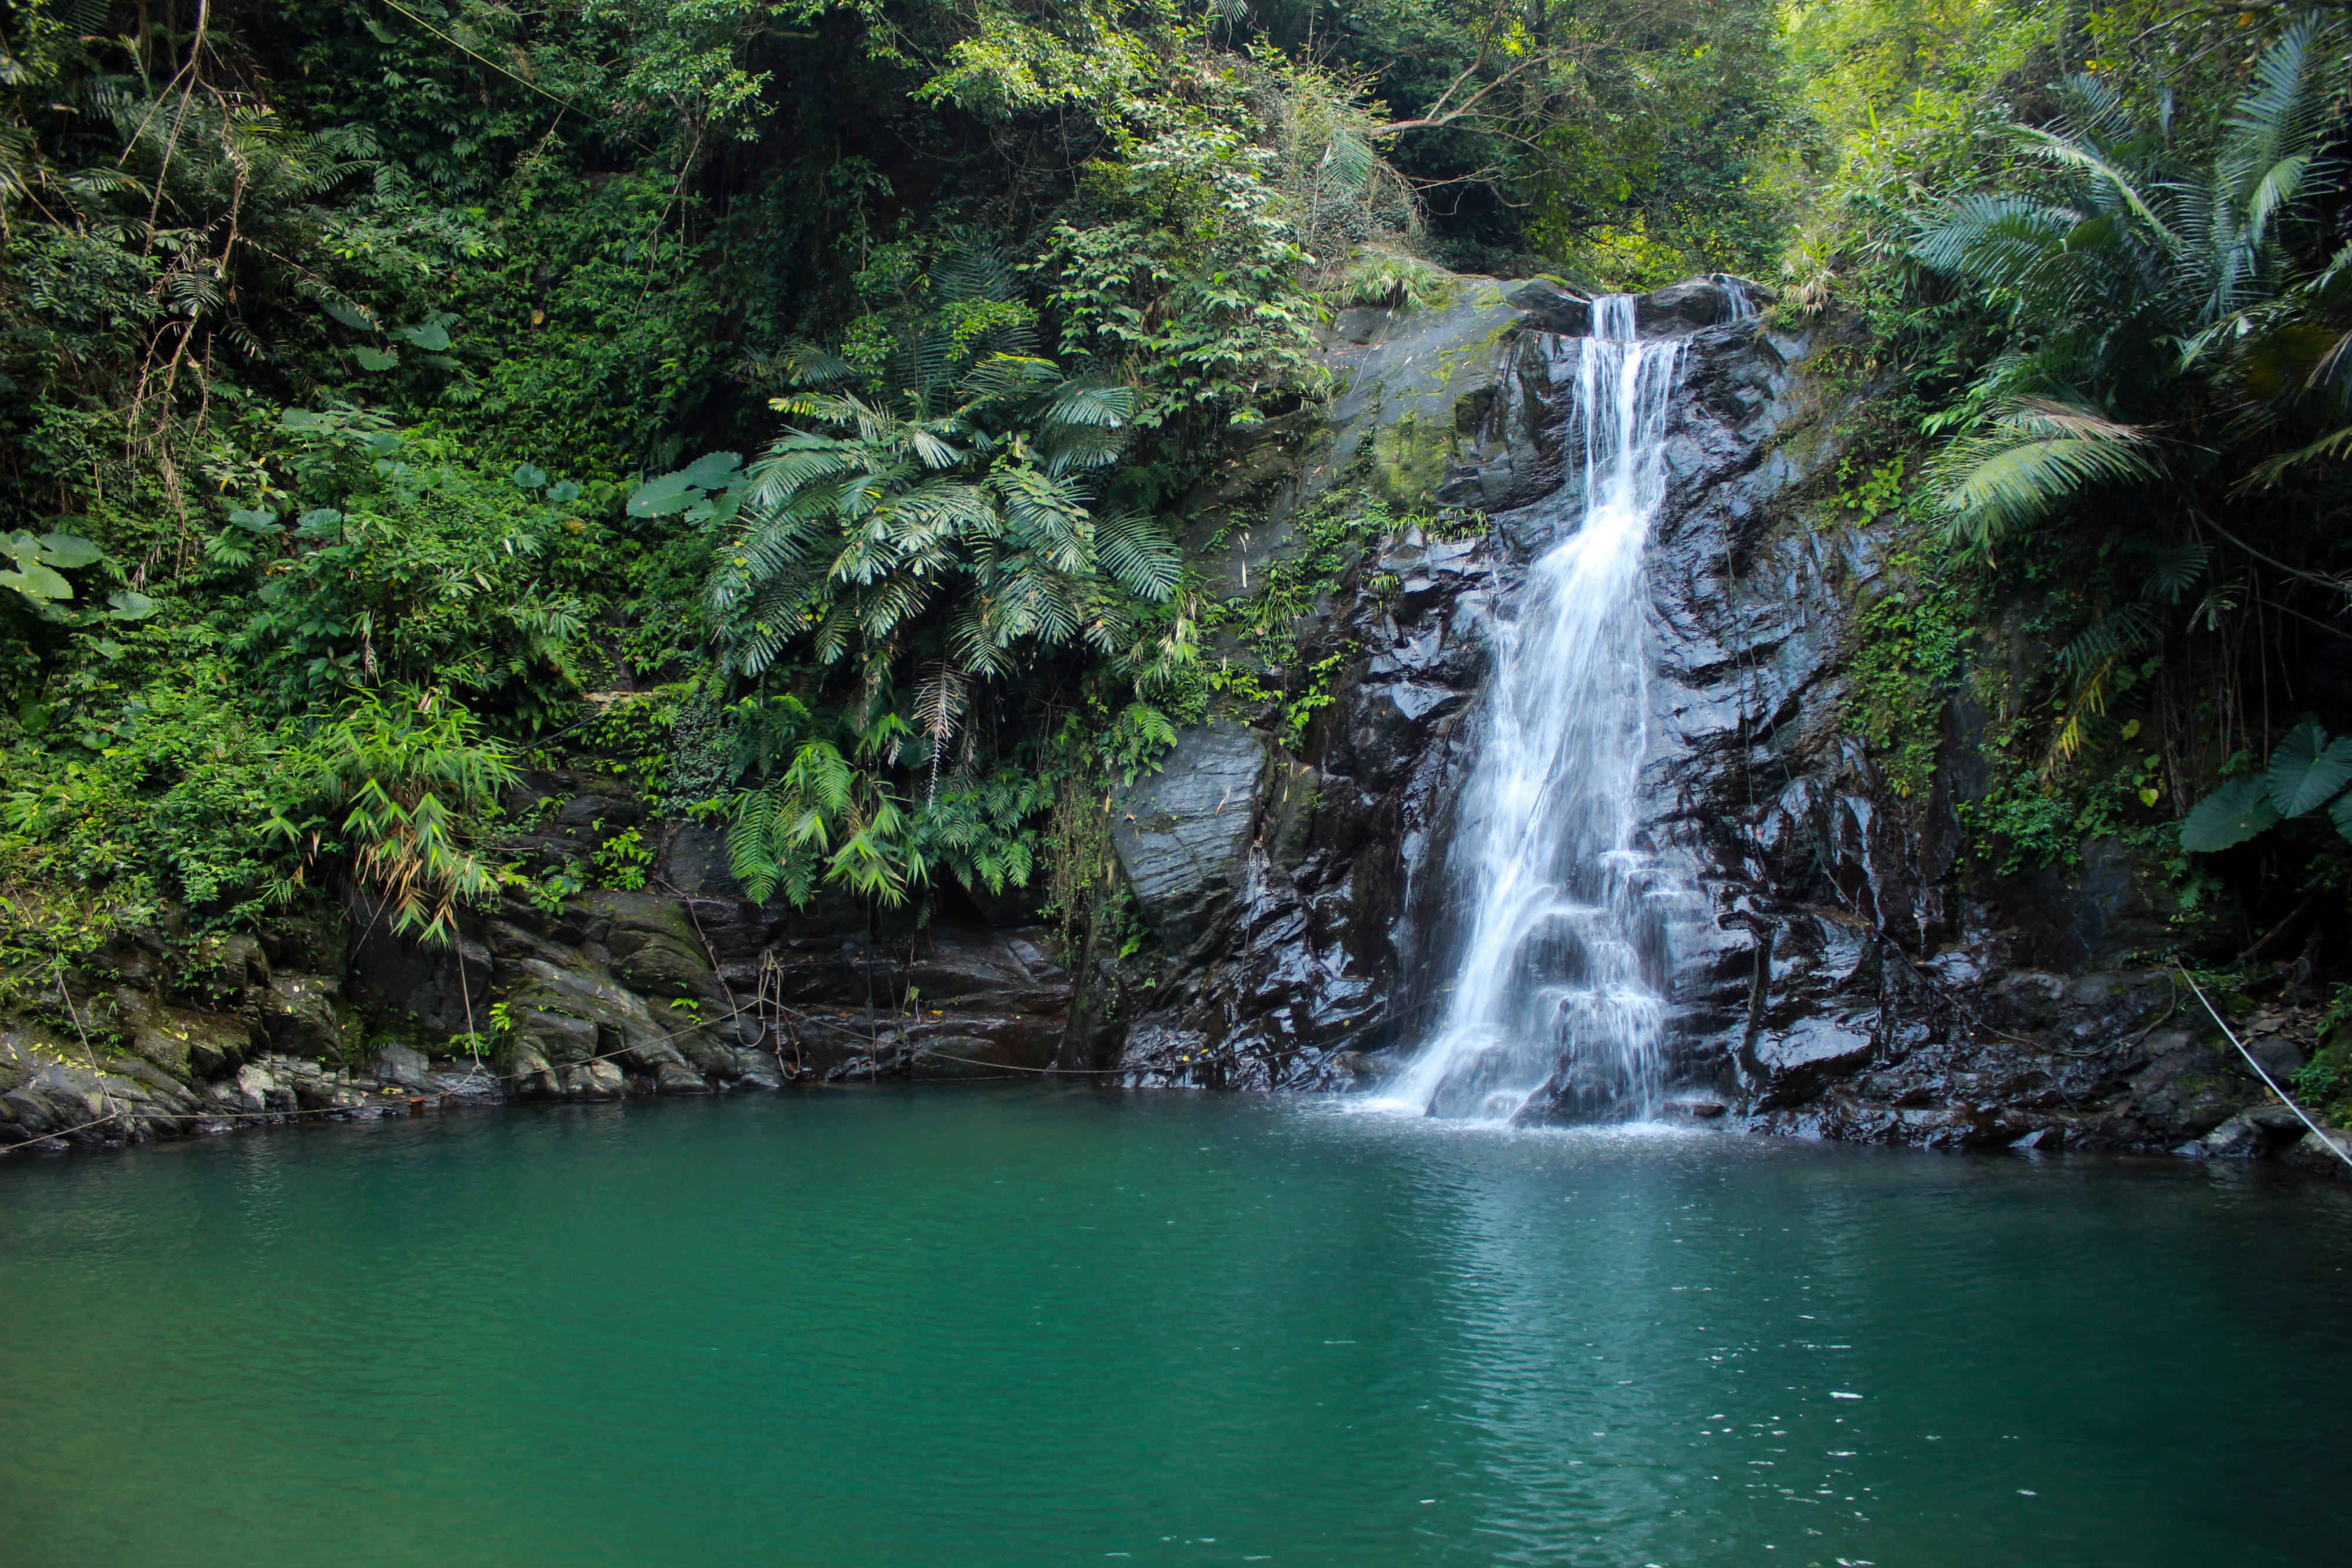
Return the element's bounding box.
[258,973,352,1060]
[1116,268,2316,1159]
[2244,1037,2306,1078]
[2282,1128,2352,1178]
[370,1043,435,1091]
[1111,721,1270,954]
[1504,278,1591,335]
[1743,1015,1878,1109]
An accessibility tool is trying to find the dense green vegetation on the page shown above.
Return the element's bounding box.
[1,1,2347,1059]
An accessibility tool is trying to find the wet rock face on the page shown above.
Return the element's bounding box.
[1111,722,1269,955]
[1118,278,1807,1094]
[1117,272,2304,1159]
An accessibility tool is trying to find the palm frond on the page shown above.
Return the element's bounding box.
[961,353,1060,402]
[2137,541,2213,603]
[1038,372,1137,429]
[2010,124,2179,245]
[1093,509,1181,602]
[2243,422,2352,489]
[2222,15,2337,188]
[1930,398,2164,553]
[1910,193,2075,292]
[1039,422,1129,476]
[931,240,1019,304]
[2054,603,2161,683]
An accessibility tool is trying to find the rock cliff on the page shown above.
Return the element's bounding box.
[1102,273,2342,1169]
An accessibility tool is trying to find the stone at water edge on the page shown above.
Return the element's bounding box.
[2280,1127,2352,1179]
[370,1042,435,1091]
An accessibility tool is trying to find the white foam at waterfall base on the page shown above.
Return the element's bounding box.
[1378,295,1689,1126]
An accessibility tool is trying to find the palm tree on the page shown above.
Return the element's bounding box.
[708,242,1180,691]
[1913,18,2343,557]
[687,243,1185,908]
[1909,18,2346,764]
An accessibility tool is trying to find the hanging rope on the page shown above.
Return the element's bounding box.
[2175,962,2352,1173]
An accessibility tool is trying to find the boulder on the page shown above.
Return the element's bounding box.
[2178,1115,2263,1160]
[904,1034,1043,1079]
[370,1043,436,1091]
[232,1062,295,1114]
[258,972,350,1060]
[1504,278,1592,335]
[2244,1037,2307,1078]
[1634,277,1750,334]
[557,1059,627,1101]
[345,891,491,1038]
[1111,722,1270,953]
[1743,1015,1876,1109]
[116,991,252,1078]
[2281,1127,2352,1179]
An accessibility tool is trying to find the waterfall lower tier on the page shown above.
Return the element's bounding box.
[1385,295,1690,1125]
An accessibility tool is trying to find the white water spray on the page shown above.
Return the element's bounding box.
[1385,295,1694,1124]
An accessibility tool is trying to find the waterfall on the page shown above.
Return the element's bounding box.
[1384,295,1691,1124]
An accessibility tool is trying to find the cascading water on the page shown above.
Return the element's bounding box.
[1385,295,1693,1125]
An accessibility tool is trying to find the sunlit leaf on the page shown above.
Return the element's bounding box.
[1,564,74,600]
[35,533,104,569]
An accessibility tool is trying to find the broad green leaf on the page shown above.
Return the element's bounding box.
[280,409,327,428]
[227,508,279,535]
[106,590,157,621]
[512,463,549,490]
[36,532,104,569]
[2266,721,2352,815]
[396,322,452,351]
[352,345,400,372]
[627,470,698,517]
[323,299,376,332]
[295,508,344,535]
[2331,791,2352,846]
[546,480,583,504]
[1,563,74,600]
[682,451,744,489]
[2180,775,2284,851]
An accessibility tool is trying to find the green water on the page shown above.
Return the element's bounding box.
[4,1091,2349,1566]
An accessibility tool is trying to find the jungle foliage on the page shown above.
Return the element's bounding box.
[0,0,2346,990]
[1776,3,2351,968]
